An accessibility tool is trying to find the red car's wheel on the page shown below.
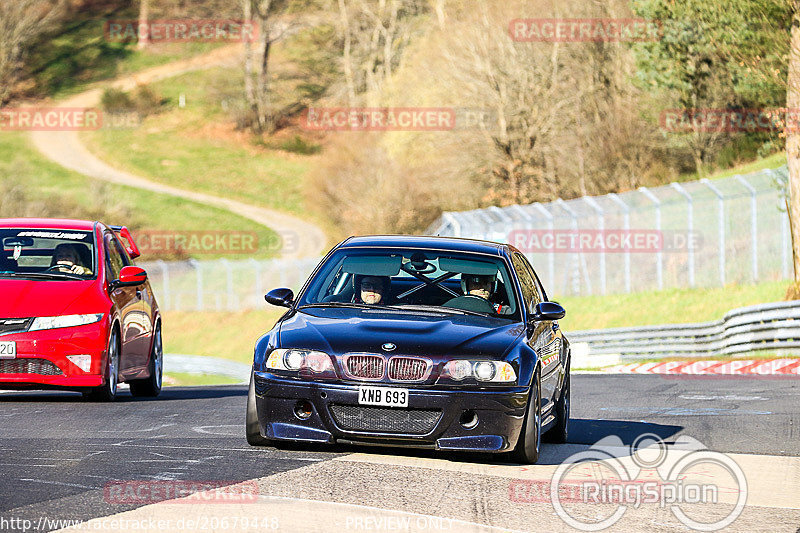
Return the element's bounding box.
[130,323,162,398]
[84,328,119,402]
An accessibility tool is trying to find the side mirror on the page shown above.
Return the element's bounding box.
[530,301,565,322]
[265,288,294,308]
[111,266,147,289]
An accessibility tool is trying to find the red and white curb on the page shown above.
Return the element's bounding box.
[605,358,800,376]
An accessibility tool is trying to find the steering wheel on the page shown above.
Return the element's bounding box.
[45,263,73,272]
[442,295,496,314]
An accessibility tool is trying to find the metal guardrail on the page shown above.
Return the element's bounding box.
[570,300,800,360]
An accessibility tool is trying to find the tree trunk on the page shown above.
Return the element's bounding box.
[137,0,149,50]
[787,2,800,282]
[243,0,254,111]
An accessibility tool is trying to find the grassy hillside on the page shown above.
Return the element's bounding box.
[0,132,280,260]
[81,66,319,219]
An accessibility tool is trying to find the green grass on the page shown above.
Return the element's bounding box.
[163,372,241,387]
[81,66,312,216]
[27,5,224,100]
[556,279,788,331]
[0,131,280,260]
[677,152,786,183]
[162,310,285,364]
[159,280,791,364]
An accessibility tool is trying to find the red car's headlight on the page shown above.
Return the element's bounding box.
[29,314,104,332]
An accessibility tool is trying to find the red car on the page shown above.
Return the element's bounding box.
[0,218,162,401]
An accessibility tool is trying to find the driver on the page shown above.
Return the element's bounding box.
[357,275,390,305]
[51,243,93,276]
[462,273,510,314]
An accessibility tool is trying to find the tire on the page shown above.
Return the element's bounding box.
[543,364,569,444]
[246,370,272,446]
[510,368,542,464]
[84,328,120,402]
[130,323,163,398]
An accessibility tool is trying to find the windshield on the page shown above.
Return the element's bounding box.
[0,228,97,280]
[298,248,521,320]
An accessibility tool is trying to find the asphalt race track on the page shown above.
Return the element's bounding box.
[1,375,798,532]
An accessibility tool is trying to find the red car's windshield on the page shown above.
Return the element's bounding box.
[0,228,97,280]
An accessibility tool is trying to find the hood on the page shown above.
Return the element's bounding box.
[0,279,98,318]
[278,307,524,360]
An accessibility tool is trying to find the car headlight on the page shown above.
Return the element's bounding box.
[442,360,517,383]
[29,314,104,332]
[266,349,336,377]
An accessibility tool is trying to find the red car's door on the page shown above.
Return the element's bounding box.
[103,231,148,373]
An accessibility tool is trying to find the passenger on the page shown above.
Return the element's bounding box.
[51,243,93,276]
[357,275,390,305]
[462,273,510,314]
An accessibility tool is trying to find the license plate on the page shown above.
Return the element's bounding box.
[0,341,16,359]
[358,386,409,408]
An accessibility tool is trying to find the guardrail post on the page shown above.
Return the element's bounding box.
[556,198,591,295]
[607,193,632,293]
[638,187,663,290]
[582,196,606,295]
[735,175,758,281]
[156,260,170,311]
[670,182,695,287]
[531,203,556,290]
[701,178,726,286]
[490,206,513,243]
[192,259,203,311]
[251,258,262,309]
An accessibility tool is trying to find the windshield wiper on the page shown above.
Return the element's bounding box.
[385,304,492,317]
[0,271,87,281]
[299,302,389,310]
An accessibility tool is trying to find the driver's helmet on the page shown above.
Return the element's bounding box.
[461,273,496,297]
[354,274,391,304]
[51,243,87,267]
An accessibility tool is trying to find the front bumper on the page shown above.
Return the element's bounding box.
[0,322,107,389]
[253,372,530,452]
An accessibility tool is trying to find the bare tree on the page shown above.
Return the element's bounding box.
[787,0,800,281]
[0,0,66,105]
[137,0,150,49]
[333,0,427,106]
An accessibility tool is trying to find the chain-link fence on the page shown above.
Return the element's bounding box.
[143,166,790,310]
[427,166,791,297]
[139,258,321,312]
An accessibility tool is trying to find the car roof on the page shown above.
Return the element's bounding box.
[337,235,509,256]
[0,218,97,231]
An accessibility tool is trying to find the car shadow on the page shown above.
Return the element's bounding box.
[0,385,247,403]
[260,418,683,467]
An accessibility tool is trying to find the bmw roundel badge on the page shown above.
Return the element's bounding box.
[382,343,396,352]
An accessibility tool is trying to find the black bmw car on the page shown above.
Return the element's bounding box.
[246,236,570,463]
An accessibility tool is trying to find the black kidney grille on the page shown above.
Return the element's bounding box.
[329,404,441,434]
[345,354,385,379]
[388,357,429,382]
[0,318,32,336]
[0,359,62,375]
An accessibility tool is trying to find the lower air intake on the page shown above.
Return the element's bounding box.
[329,404,441,434]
